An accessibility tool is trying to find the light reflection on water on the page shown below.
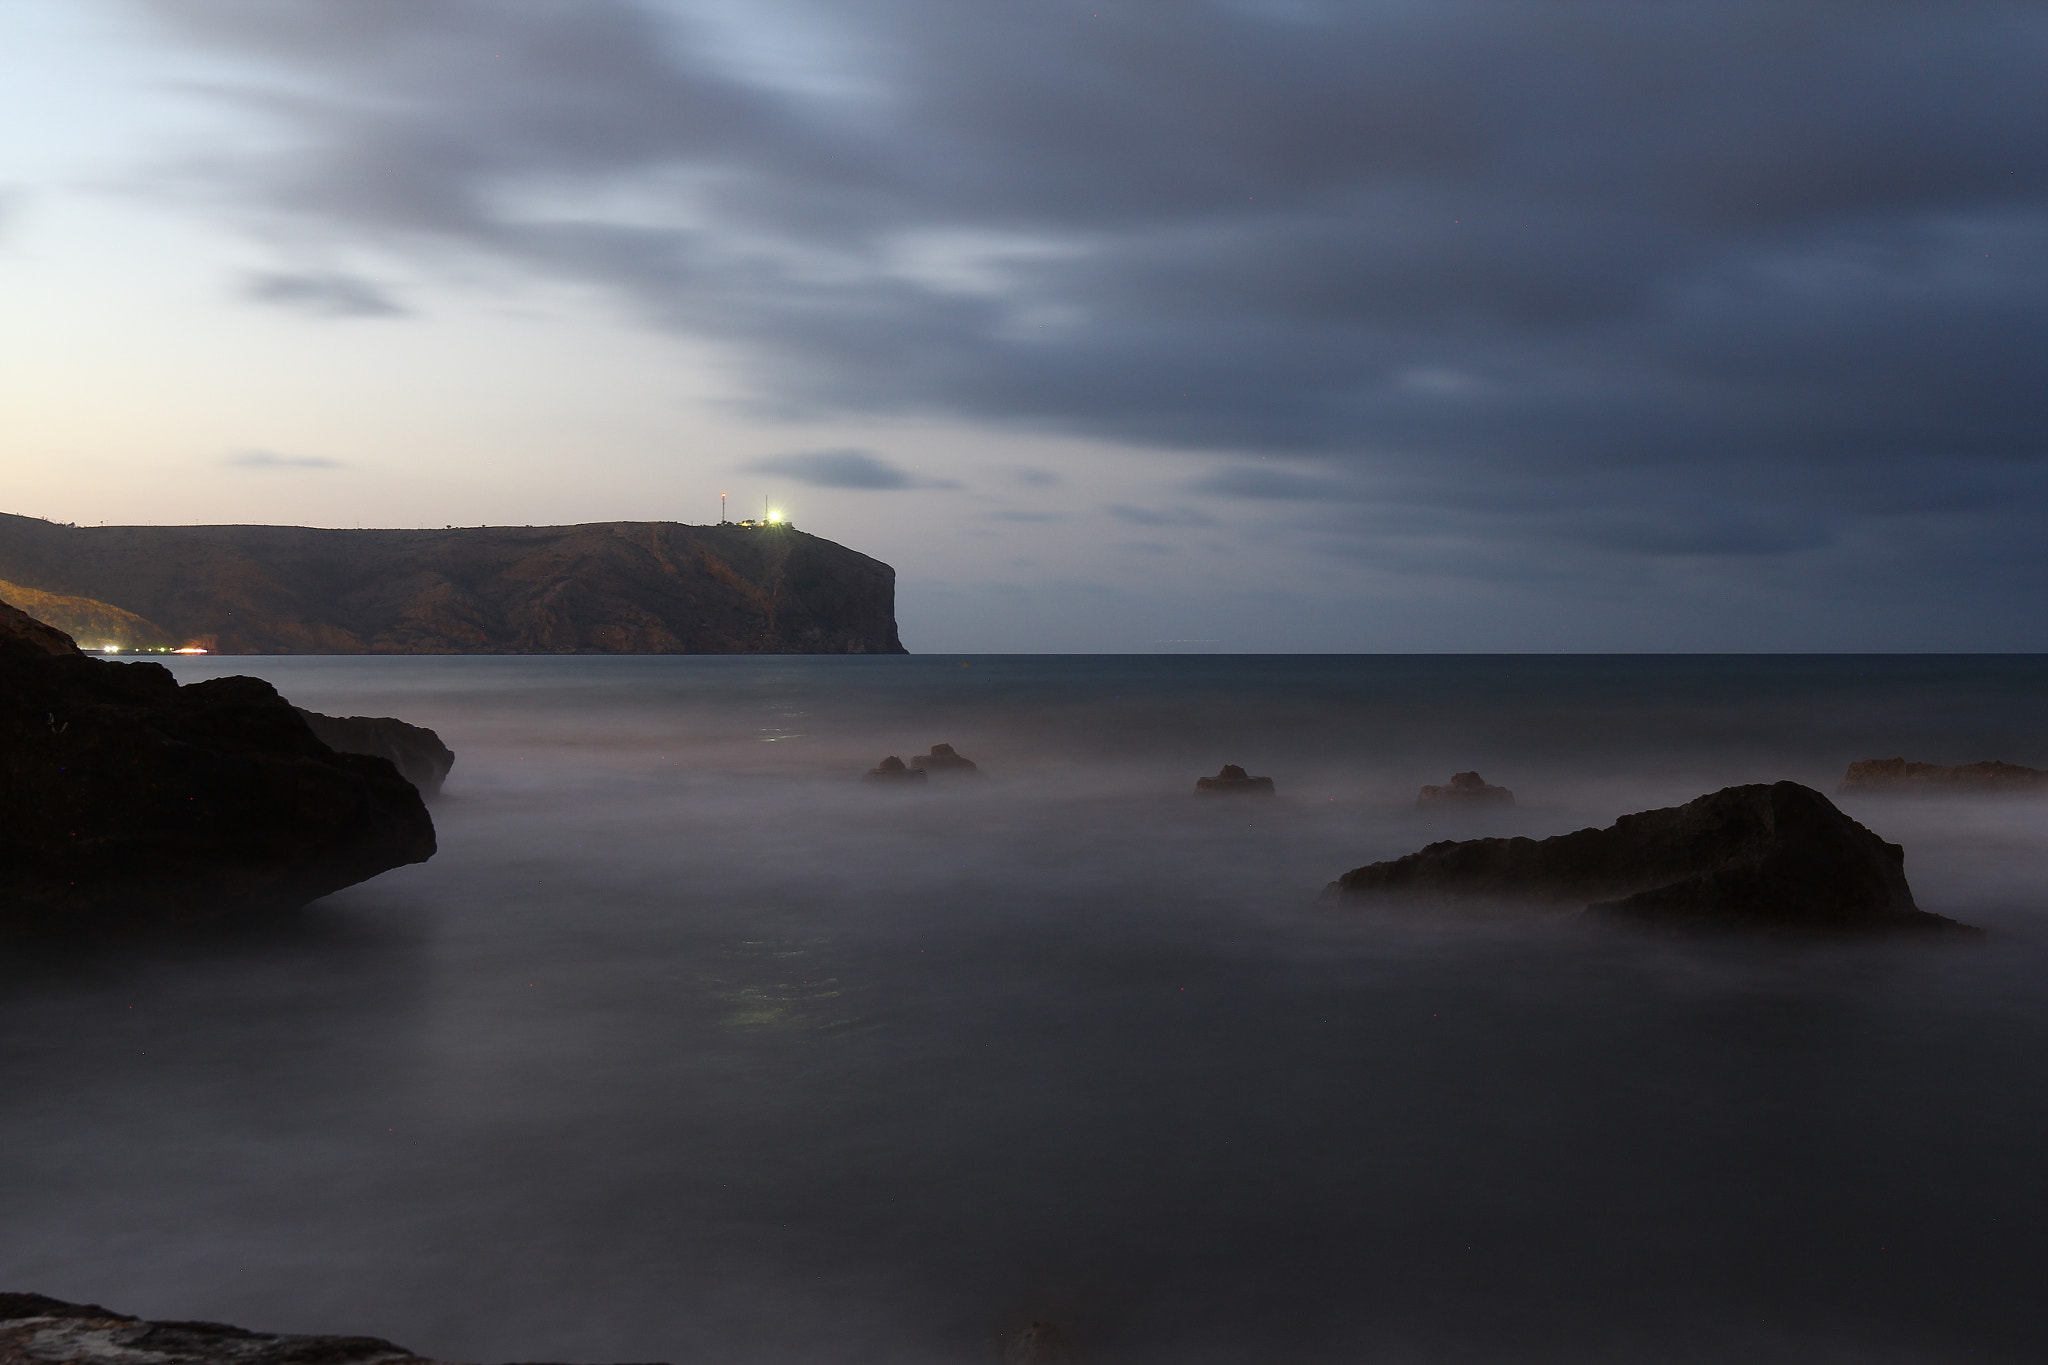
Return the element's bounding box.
[0,656,2045,1364]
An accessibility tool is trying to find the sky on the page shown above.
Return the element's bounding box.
[2,0,2045,653]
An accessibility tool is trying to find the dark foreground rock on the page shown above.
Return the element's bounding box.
[910,742,982,777]
[863,755,927,783]
[297,710,455,798]
[1840,757,2047,794]
[0,600,435,939]
[1196,764,1274,796]
[0,1293,667,1365]
[1417,771,1513,807]
[1330,781,1977,934]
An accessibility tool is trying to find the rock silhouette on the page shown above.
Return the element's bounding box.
[1331,781,1976,934]
[0,598,435,939]
[1839,757,2046,794]
[910,742,982,776]
[297,709,456,798]
[1418,771,1514,807]
[863,755,928,783]
[1196,764,1275,795]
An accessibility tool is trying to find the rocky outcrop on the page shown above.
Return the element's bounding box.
[0,513,905,655]
[1840,757,2046,794]
[0,1294,425,1365]
[1330,782,1976,934]
[0,600,435,939]
[863,756,927,783]
[297,710,455,798]
[0,1293,661,1365]
[1417,771,1513,807]
[1196,764,1274,796]
[910,742,981,777]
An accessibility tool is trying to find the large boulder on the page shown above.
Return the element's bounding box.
[1840,757,2046,794]
[297,709,455,797]
[0,599,435,938]
[1329,781,1976,934]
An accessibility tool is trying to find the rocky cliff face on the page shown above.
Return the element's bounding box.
[0,601,435,939]
[0,515,905,654]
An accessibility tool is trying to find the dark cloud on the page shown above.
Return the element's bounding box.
[1104,503,1218,527]
[138,0,2048,631]
[748,448,960,490]
[979,509,1065,522]
[224,449,344,469]
[243,269,409,317]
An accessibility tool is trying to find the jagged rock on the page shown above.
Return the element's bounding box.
[0,1293,664,1365]
[1839,757,2046,794]
[863,755,927,783]
[910,742,982,777]
[1195,764,1274,796]
[0,599,436,939]
[1329,781,1977,934]
[297,709,455,798]
[1417,771,1513,807]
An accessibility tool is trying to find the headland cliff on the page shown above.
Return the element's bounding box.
[0,514,905,654]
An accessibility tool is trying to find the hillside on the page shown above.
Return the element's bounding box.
[0,515,906,654]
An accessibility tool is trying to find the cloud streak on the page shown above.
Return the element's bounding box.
[747,448,960,490]
[224,449,344,470]
[243,269,410,317]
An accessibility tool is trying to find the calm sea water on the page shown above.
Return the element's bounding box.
[4,656,2047,1364]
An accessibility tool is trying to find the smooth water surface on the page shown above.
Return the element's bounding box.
[4,656,2046,1363]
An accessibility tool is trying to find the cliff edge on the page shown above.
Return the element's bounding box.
[0,515,905,654]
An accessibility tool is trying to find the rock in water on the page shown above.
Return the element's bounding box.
[1196,764,1275,796]
[863,755,927,783]
[1001,1321,1079,1365]
[1839,757,2047,793]
[1330,781,1976,934]
[910,742,982,777]
[0,599,435,938]
[297,708,456,797]
[1417,770,1514,807]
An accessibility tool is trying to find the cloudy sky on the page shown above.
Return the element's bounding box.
[3,1,2044,651]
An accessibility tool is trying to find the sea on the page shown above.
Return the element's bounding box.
[3,655,2046,1365]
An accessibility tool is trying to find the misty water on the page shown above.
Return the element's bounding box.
[4,655,2047,1364]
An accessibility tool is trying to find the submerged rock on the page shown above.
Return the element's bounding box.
[1330,781,1976,934]
[863,755,927,783]
[0,599,435,939]
[1002,1320,1079,1365]
[1840,757,2046,794]
[0,1293,653,1365]
[1417,771,1514,807]
[1196,764,1275,796]
[910,742,982,777]
[297,708,455,797]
